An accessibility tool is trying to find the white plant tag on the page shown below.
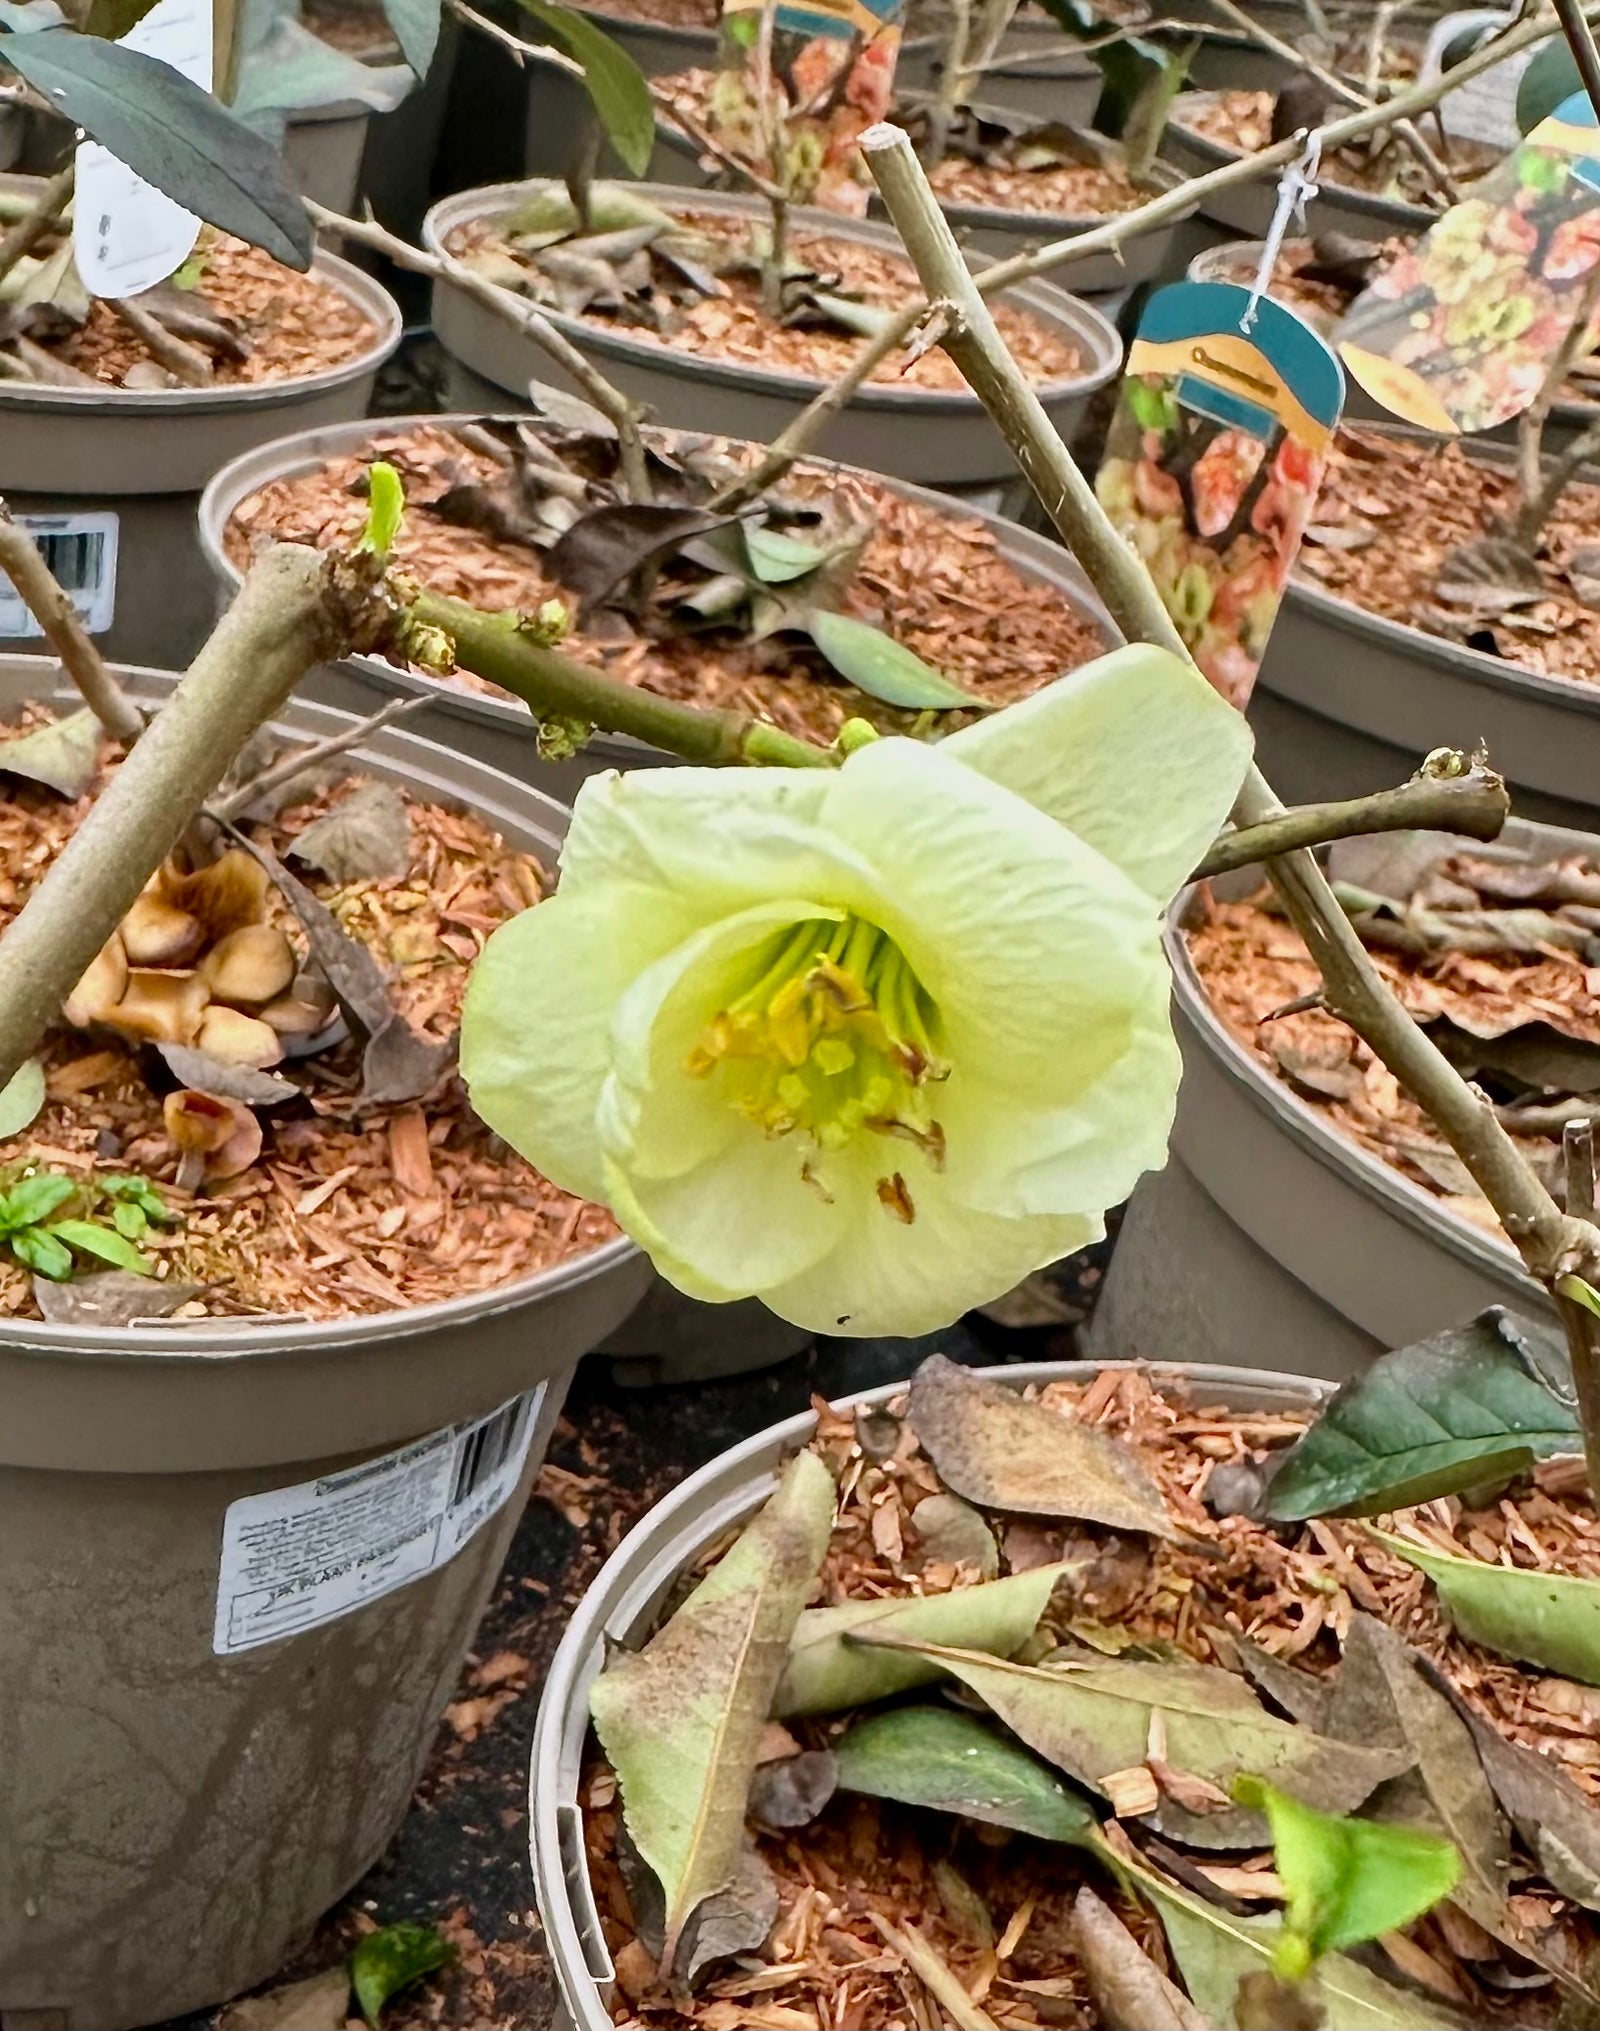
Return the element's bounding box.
[0,512,119,638]
[74,0,212,300]
[212,1389,544,1655]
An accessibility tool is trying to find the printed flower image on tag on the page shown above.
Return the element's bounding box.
[1336,89,1600,435]
[1095,281,1344,708]
[711,0,903,210]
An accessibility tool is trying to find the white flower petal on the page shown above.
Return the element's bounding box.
[942,644,1253,900]
[461,881,697,1203]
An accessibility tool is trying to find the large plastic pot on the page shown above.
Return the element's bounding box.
[422,182,1122,489]
[1252,428,1600,832]
[0,234,401,672]
[197,408,1122,800]
[0,654,648,2030]
[529,1356,1330,2031]
[1090,819,1577,1383]
[1163,91,1438,240]
[902,17,1102,126]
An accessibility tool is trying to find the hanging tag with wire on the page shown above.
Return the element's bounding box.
[1241,132,1323,335]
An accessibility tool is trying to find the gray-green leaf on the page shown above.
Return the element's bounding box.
[0,1058,45,1141]
[288,783,412,885]
[804,610,985,712]
[590,1449,835,1972]
[1458,1702,1600,1912]
[743,526,837,585]
[833,1703,1103,1848]
[853,1640,1412,1849]
[0,707,101,798]
[1263,1309,1578,1521]
[380,0,439,76]
[773,1560,1074,1719]
[1374,1531,1600,1686]
[508,0,654,175]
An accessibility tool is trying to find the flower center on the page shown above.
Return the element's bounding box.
[686,914,948,1217]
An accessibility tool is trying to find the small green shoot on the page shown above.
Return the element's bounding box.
[350,1922,453,2029]
[1559,1272,1600,1319]
[0,1170,177,1282]
[356,461,407,562]
[1234,1777,1461,1982]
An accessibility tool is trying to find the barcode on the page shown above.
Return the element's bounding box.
[450,1396,535,1511]
[37,531,105,593]
[0,513,119,637]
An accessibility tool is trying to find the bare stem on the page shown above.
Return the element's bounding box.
[1513,260,1600,546]
[304,200,654,503]
[0,500,142,744]
[0,162,72,293]
[0,545,387,1091]
[1557,0,1600,119]
[401,588,835,770]
[1194,760,1511,879]
[863,118,1594,1324]
[112,295,213,387]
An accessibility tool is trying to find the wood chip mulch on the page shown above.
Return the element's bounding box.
[0,726,614,1322]
[44,238,378,388]
[927,150,1148,220]
[582,1370,1600,2031]
[452,200,1083,393]
[1299,425,1600,687]
[1176,91,1498,206]
[224,420,1109,744]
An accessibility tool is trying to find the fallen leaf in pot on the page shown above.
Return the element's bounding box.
[286,783,411,886]
[1434,536,1547,616]
[33,1267,204,1326]
[747,1747,836,1831]
[1073,1884,1213,2031]
[618,1821,781,1989]
[546,501,738,615]
[0,1058,46,1141]
[909,1491,999,1577]
[154,1043,297,1107]
[216,1965,351,2031]
[0,706,101,798]
[845,1638,1413,1849]
[350,1921,452,2029]
[163,1088,261,1191]
[1373,1531,1600,1686]
[1450,1690,1600,1912]
[589,1449,835,1976]
[908,1354,1180,1539]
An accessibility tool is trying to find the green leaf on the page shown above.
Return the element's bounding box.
[102,1174,172,1220]
[850,1641,1412,1850]
[1236,1778,1459,1979]
[742,526,838,586]
[48,1219,150,1273]
[1560,1272,1600,1319]
[1144,1870,1472,2031]
[379,0,439,77]
[111,1199,147,1240]
[773,1561,1075,1719]
[0,1174,76,1230]
[508,0,653,176]
[833,1704,1103,1848]
[0,1059,46,1141]
[0,707,102,799]
[10,1226,73,1280]
[804,610,987,712]
[356,462,407,561]
[350,1922,451,2029]
[590,1450,835,1973]
[0,27,313,268]
[1262,1309,1579,1521]
[1517,40,1581,136]
[232,0,416,135]
[1374,1530,1600,1686]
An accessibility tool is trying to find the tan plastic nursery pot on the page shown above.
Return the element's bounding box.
[1251,427,1600,833]
[528,1358,1330,2031]
[0,655,648,2030]
[195,409,1122,799]
[1089,819,1584,1386]
[421,182,1122,489]
[0,234,401,672]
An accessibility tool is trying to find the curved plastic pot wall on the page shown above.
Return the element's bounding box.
[423,182,1121,487]
[0,238,401,671]
[913,23,1102,126]
[1251,429,1600,832]
[529,1357,1330,2031]
[1163,95,1435,241]
[283,104,371,212]
[1090,819,1584,1383]
[0,655,648,2029]
[197,408,1121,799]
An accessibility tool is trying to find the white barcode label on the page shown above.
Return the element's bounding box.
[212,1390,542,1655]
[0,513,119,639]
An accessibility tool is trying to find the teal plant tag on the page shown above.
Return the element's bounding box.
[1095,279,1345,706]
[1337,90,1600,434]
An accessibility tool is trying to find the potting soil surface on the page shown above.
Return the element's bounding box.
[0,735,614,1319]
[451,205,1083,391]
[1176,90,1497,205]
[925,146,1149,220]
[1300,425,1600,687]
[224,419,1108,743]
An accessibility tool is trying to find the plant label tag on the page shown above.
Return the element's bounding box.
[212,1389,545,1654]
[1336,90,1600,434]
[0,512,119,640]
[75,0,211,301]
[1095,280,1344,706]
[711,0,903,210]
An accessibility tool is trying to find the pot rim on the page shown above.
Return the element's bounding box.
[1282,419,1600,718]
[422,180,1123,413]
[528,1354,1333,2024]
[1166,91,1436,228]
[0,653,637,1364]
[0,234,403,419]
[1163,809,1600,1292]
[195,407,1123,738]
[897,117,1196,236]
